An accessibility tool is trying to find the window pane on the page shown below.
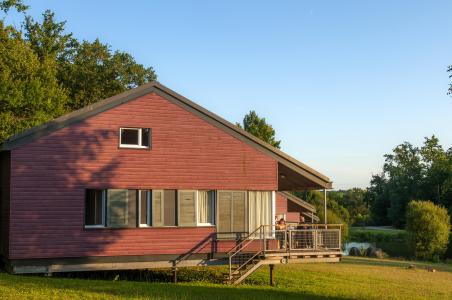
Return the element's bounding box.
[140,190,148,225]
[121,129,139,145]
[164,190,177,226]
[85,190,104,226]
[107,189,129,227]
[198,191,214,224]
[179,191,196,226]
[141,128,150,147]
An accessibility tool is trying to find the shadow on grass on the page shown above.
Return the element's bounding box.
[2,272,352,300]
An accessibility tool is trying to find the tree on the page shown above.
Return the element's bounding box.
[448,65,452,96]
[406,200,450,260]
[0,4,157,143]
[0,0,28,13]
[238,110,281,148]
[23,10,157,111]
[329,188,370,226]
[368,136,452,227]
[59,39,156,110]
[0,21,68,141]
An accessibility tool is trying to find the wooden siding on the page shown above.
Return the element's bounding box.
[8,92,278,259]
[0,151,11,258]
[275,193,287,215]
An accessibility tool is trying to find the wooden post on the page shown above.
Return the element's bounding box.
[172,266,177,283]
[269,264,275,286]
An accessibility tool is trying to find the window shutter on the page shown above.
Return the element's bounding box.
[164,190,177,226]
[152,190,164,227]
[107,189,128,227]
[232,191,247,233]
[178,190,197,227]
[217,191,232,233]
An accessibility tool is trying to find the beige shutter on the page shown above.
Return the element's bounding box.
[152,190,164,227]
[178,190,197,227]
[232,191,247,233]
[217,191,232,233]
[107,189,128,227]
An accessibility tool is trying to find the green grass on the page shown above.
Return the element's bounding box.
[1,257,452,299]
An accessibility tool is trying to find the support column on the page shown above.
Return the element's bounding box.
[172,265,177,283]
[324,189,327,225]
[269,264,275,286]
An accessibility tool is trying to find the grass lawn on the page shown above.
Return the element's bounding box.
[1,257,452,299]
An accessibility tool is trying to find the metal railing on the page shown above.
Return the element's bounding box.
[260,224,342,252]
[226,224,342,282]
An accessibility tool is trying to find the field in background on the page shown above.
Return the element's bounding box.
[1,257,452,299]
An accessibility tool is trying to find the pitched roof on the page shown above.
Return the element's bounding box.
[0,81,332,189]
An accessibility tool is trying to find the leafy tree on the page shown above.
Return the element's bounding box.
[24,10,76,63]
[0,4,157,142]
[406,200,450,260]
[368,136,451,227]
[0,21,68,141]
[0,0,28,13]
[238,110,281,148]
[328,188,370,226]
[23,10,157,111]
[60,39,156,110]
[448,65,452,96]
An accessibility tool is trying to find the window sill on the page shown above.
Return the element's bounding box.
[119,145,150,149]
[84,225,105,229]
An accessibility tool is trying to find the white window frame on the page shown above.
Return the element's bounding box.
[196,190,215,226]
[119,127,150,149]
[84,190,106,229]
[138,190,151,227]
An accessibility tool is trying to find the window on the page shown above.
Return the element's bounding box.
[198,190,215,225]
[106,189,137,228]
[216,191,247,238]
[119,128,151,149]
[85,190,105,227]
[138,190,151,227]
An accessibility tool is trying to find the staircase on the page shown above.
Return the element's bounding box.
[225,225,266,285]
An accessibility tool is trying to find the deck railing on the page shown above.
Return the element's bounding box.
[259,224,342,252]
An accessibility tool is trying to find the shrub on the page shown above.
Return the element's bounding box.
[405,200,450,260]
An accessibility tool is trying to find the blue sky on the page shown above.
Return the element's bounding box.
[6,1,452,189]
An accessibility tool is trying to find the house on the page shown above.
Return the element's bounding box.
[0,82,341,284]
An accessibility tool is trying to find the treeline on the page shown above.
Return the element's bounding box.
[367,135,452,228]
[295,136,451,231]
[0,2,156,142]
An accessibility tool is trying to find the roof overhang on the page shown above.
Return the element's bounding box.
[0,82,333,189]
[278,191,316,213]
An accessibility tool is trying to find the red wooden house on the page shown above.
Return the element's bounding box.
[0,82,341,284]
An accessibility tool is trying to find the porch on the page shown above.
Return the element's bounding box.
[226,224,342,285]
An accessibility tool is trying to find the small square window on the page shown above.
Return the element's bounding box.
[119,128,151,149]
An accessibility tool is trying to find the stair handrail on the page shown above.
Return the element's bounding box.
[228,225,266,282]
[226,225,265,256]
